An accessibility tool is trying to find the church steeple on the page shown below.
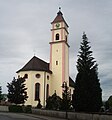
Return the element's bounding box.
[51,8,68,27]
[50,9,69,97]
[50,8,69,43]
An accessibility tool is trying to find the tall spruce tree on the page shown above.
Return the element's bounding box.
[7,77,28,105]
[72,33,102,112]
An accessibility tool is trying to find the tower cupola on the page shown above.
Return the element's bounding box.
[51,8,68,27]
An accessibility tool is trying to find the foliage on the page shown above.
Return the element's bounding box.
[9,105,23,113]
[106,95,112,112]
[108,96,112,107]
[1,94,7,101]
[60,83,72,110]
[9,105,32,113]
[22,105,32,113]
[72,33,102,112]
[36,99,42,109]
[46,93,62,110]
[7,77,28,105]
[104,101,109,110]
[0,86,3,101]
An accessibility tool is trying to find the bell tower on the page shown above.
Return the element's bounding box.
[50,8,69,97]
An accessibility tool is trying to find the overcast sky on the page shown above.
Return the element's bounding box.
[0,0,112,101]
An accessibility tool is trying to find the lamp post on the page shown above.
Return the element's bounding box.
[62,81,68,119]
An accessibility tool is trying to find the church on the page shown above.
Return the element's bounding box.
[16,9,75,107]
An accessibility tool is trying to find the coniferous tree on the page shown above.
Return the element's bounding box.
[7,77,28,105]
[61,82,71,110]
[0,86,2,102]
[72,33,102,112]
[107,96,112,110]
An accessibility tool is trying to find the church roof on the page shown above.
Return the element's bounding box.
[69,77,75,88]
[16,56,52,73]
[51,9,68,27]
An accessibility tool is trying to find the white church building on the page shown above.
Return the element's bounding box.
[16,9,75,107]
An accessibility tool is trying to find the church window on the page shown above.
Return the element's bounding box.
[35,83,40,100]
[56,33,59,40]
[24,74,28,79]
[46,84,49,99]
[66,35,67,42]
[56,61,58,65]
[36,74,41,78]
[47,75,49,80]
[18,75,20,78]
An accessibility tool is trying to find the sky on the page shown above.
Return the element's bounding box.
[0,0,112,101]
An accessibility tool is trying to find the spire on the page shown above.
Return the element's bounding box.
[57,7,63,16]
[51,8,68,27]
[59,7,61,11]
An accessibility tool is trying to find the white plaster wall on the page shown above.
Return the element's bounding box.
[17,71,51,107]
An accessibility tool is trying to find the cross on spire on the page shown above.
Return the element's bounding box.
[59,7,61,11]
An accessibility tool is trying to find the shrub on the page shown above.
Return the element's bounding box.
[22,105,32,113]
[9,105,23,113]
[46,93,62,110]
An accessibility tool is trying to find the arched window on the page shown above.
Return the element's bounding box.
[66,35,67,42]
[55,33,59,40]
[24,74,28,79]
[47,75,49,80]
[35,83,40,100]
[46,84,49,99]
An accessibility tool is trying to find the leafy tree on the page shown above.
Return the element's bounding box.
[0,86,2,102]
[72,33,102,112]
[105,101,109,110]
[7,77,28,105]
[108,96,112,106]
[106,95,112,112]
[60,82,71,110]
[46,93,62,110]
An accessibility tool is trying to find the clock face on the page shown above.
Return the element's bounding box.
[56,23,60,28]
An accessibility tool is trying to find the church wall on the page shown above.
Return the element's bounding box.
[50,43,63,97]
[17,71,51,107]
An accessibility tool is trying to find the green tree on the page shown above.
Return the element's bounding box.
[0,86,2,102]
[46,93,62,110]
[7,77,28,105]
[108,96,112,106]
[60,82,71,110]
[72,33,102,112]
[107,96,112,110]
